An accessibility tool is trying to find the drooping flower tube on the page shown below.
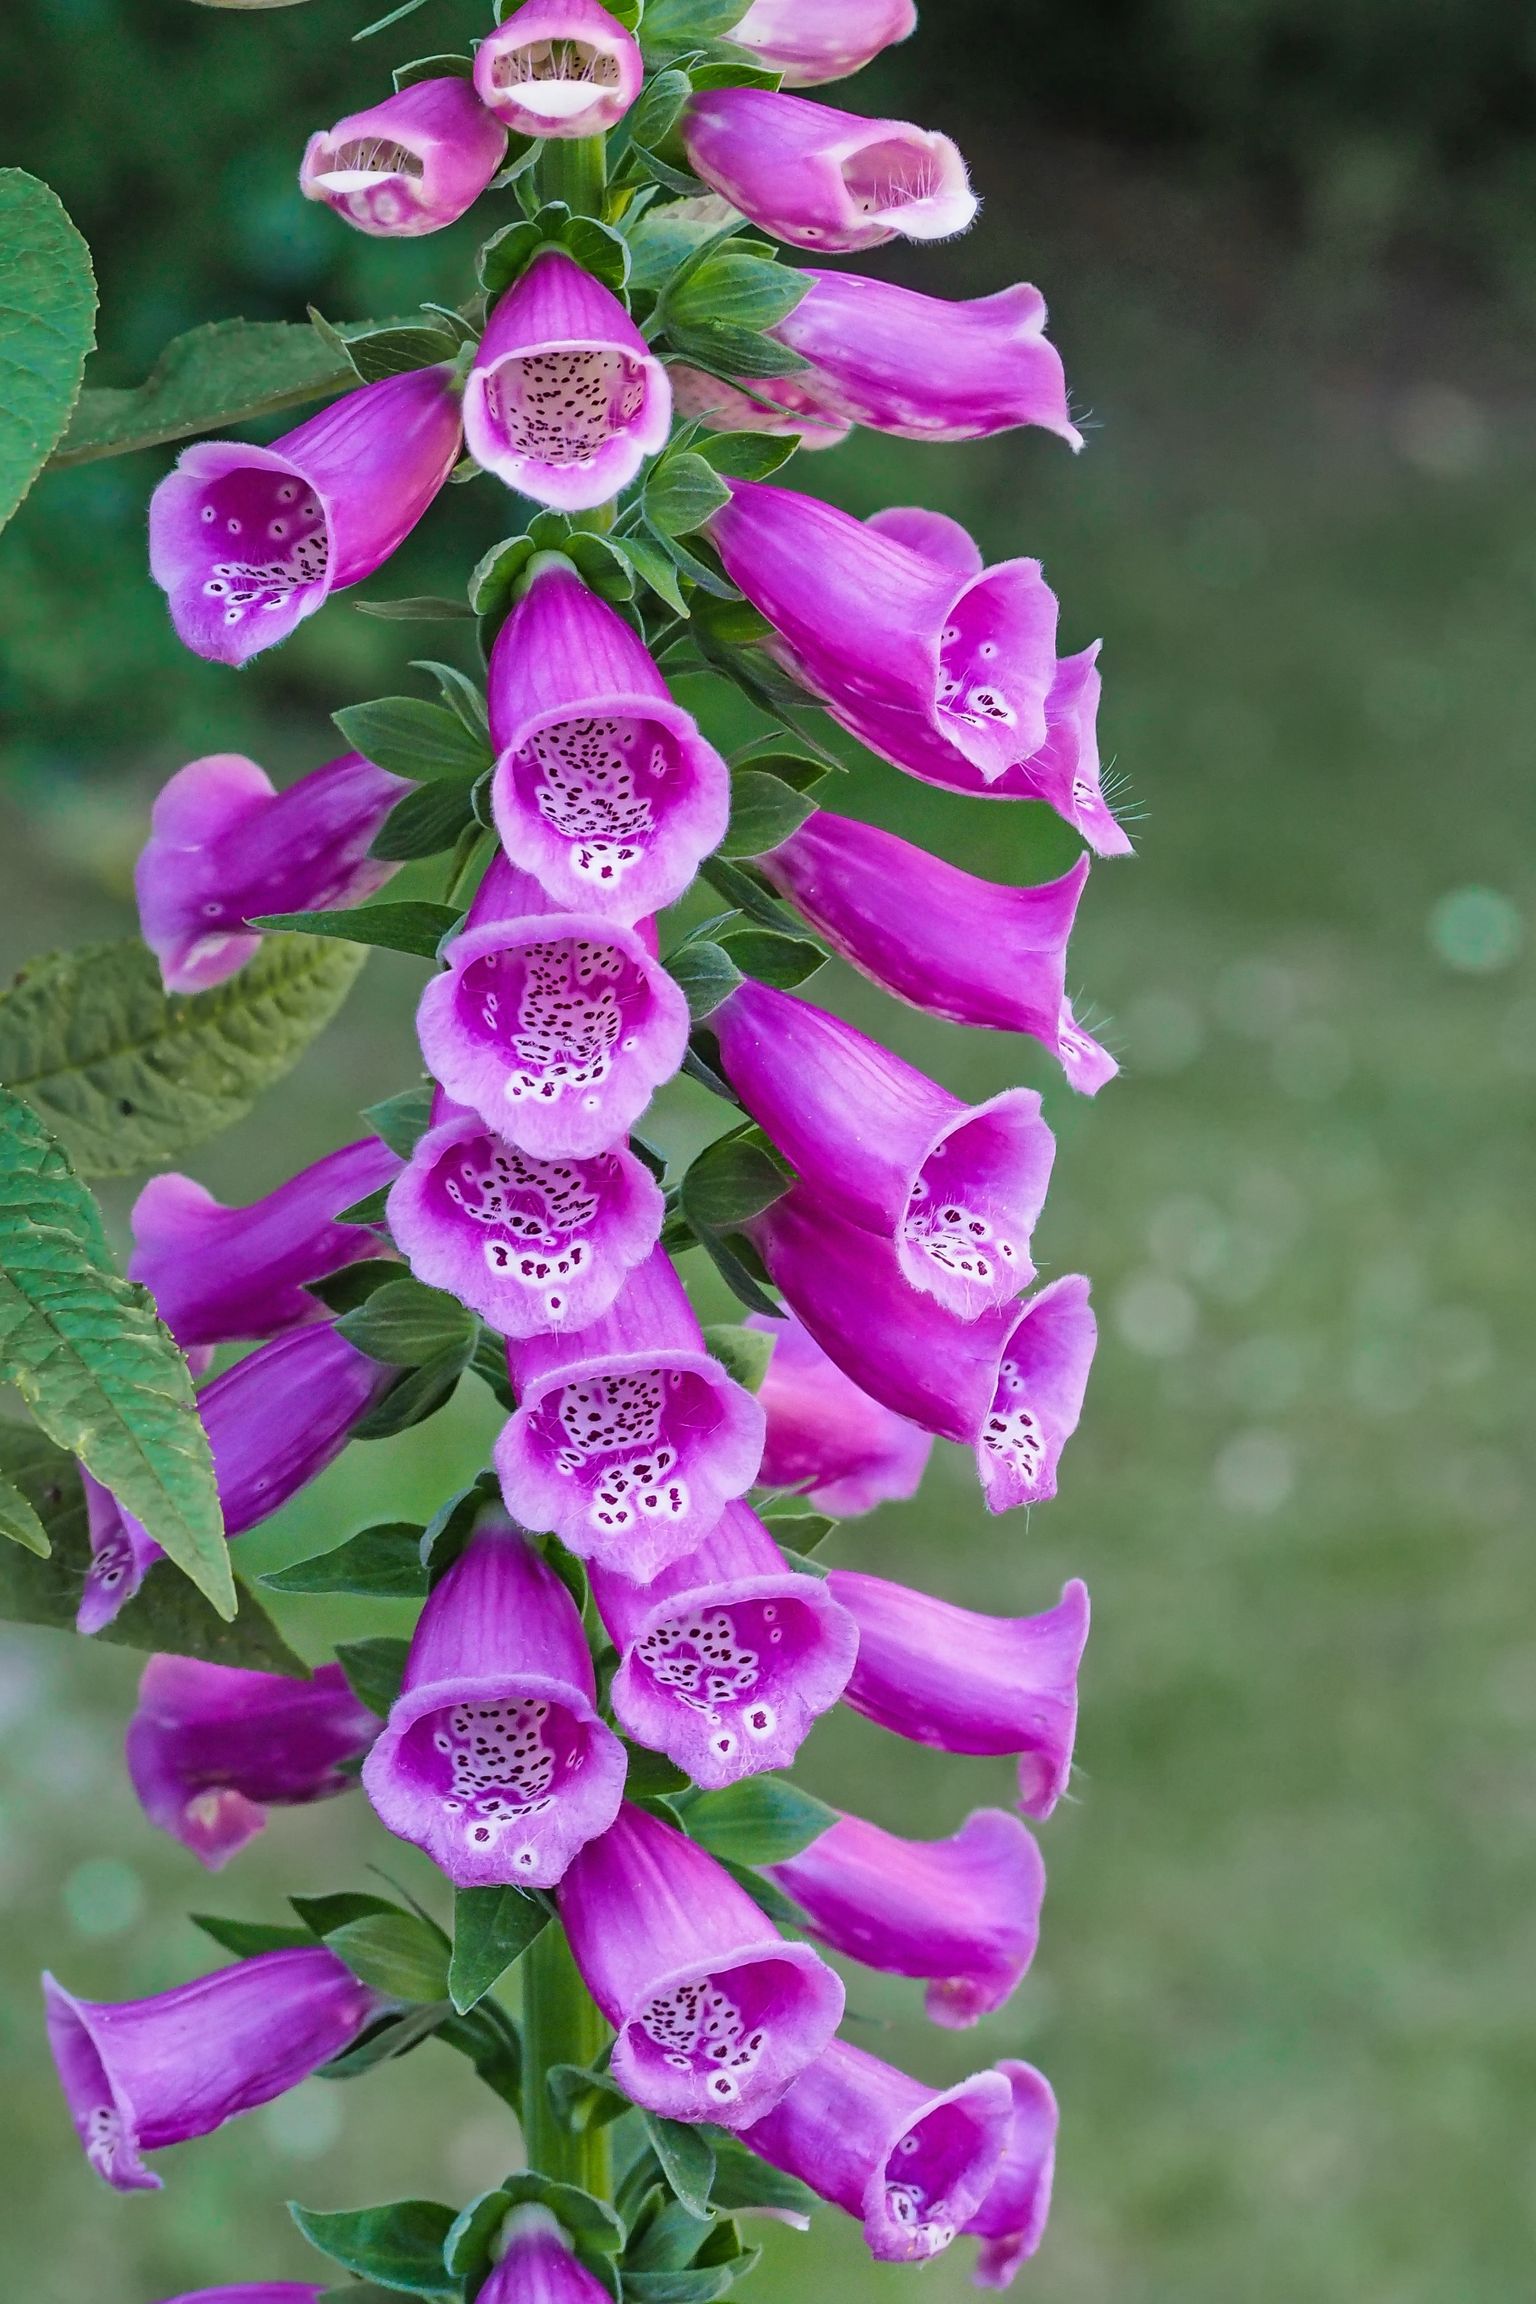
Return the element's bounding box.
[487,556,730,922]
[79,1323,395,1636]
[556,1801,844,2126]
[964,2062,1059,2288]
[473,0,643,139]
[130,1137,400,1358]
[300,77,508,236]
[126,1656,377,1870]
[43,1949,380,2192]
[680,90,976,253]
[740,2041,1013,2263]
[770,1807,1045,2028]
[711,980,1056,1320]
[749,1311,932,1514]
[415,857,689,1160]
[387,1097,661,1338]
[758,811,1117,1095]
[464,249,671,511]
[135,750,407,995]
[590,1499,859,1789]
[728,0,917,86]
[149,368,463,666]
[476,2205,612,2304]
[495,1248,766,1579]
[362,1517,626,1888]
[827,1572,1090,1819]
[746,1187,1097,1515]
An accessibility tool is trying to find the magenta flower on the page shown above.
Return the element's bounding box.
[964,2061,1058,2288]
[669,362,852,451]
[729,0,917,86]
[387,1100,661,1337]
[474,0,642,139]
[495,1248,766,1579]
[750,1311,932,1515]
[130,1137,400,1358]
[43,1949,379,2192]
[126,1656,376,1870]
[362,1517,625,1888]
[79,1324,395,1635]
[712,980,1055,1320]
[135,750,406,995]
[680,91,976,253]
[415,864,689,1160]
[740,2040,1013,2262]
[590,1499,859,1789]
[300,77,507,236]
[557,1801,844,2125]
[464,249,670,512]
[158,2290,324,2304]
[770,1807,1045,2028]
[149,368,463,666]
[477,2206,611,2304]
[487,557,729,922]
[758,811,1117,1095]
[747,1188,1097,1514]
[827,1571,1090,1819]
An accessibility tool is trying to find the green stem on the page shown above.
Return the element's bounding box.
[538,135,608,219]
[521,1922,612,2195]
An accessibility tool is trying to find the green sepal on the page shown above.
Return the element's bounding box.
[700,1322,774,1393]
[327,1912,454,2005]
[675,1775,835,1866]
[363,1084,436,1160]
[449,1883,552,2013]
[717,770,817,859]
[260,1521,427,1599]
[334,1634,411,1718]
[289,2198,459,2298]
[334,696,492,784]
[249,902,461,960]
[336,1276,479,1368]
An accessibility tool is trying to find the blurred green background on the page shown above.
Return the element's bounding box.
[3,2,1535,2299]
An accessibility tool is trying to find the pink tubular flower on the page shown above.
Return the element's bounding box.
[149,368,463,667]
[43,1949,379,2192]
[386,1101,661,1337]
[487,557,729,922]
[362,1518,625,1888]
[750,1311,932,1514]
[827,1572,1089,1819]
[415,863,689,1160]
[557,1801,844,2125]
[668,362,852,452]
[473,0,642,139]
[126,1657,376,1870]
[729,0,917,86]
[590,1499,859,1789]
[495,1248,766,1579]
[770,1807,1045,2028]
[964,2062,1059,2288]
[746,1187,1097,1515]
[130,1137,400,1356]
[79,1324,395,1636]
[758,812,1117,1096]
[712,980,1055,1320]
[478,2206,611,2304]
[740,2040,1013,2262]
[135,750,406,995]
[464,249,671,511]
[300,77,507,236]
[680,90,976,253]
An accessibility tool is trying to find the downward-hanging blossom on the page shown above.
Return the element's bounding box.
[964,2062,1059,2288]
[475,2206,612,2304]
[300,77,508,235]
[43,1950,380,2192]
[362,1516,626,1887]
[680,90,977,252]
[557,1802,845,2126]
[149,368,463,665]
[727,0,918,86]
[473,0,644,139]
[750,1310,933,1514]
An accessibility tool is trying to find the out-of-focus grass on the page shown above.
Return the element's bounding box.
[2,136,1534,2304]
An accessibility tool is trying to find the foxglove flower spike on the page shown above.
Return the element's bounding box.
[301,77,507,236]
[681,90,976,253]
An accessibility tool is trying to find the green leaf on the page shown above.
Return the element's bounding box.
[339,322,461,385]
[339,1278,478,1367]
[644,2116,717,2221]
[680,1131,792,1234]
[290,2199,458,2298]
[623,2269,742,2304]
[718,771,817,860]
[328,1913,454,2004]
[449,1884,551,2013]
[612,527,690,616]
[363,1084,436,1160]
[414,658,491,739]
[661,250,809,346]
[642,0,751,60]
[666,941,743,1023]
[335,1635,411,1718]
[695,430,796,482]
[468,530,538,620]
[250,903,461,960]
[355,595,476,622]
[757,1507,835,1554]
[52,318,353,468]
[333,697,492,784]
[645,451,733,540]
[393,50,475,88]
[260,1521,427,1598]
[692,1228,781,1320]
[0,937,364,1179]
[623,1739,693,1801]
[697,854,804,932]
[706,2134,815,2226]
[0,1090,230,1612]
[679,1775,835,1866]
[319,2001,452,2082]
[718,926,825,990]
[353,1354,467,1440]
[701,1322,774,1392]
[713,1853,803,1929]
[369,778,479,863]
[190,1914,316,1957]
[0,172,95,530]
[0,1470,50,1556]
[624,67,692,151]
[292,1888,407,1937]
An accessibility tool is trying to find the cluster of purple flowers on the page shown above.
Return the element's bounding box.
[44,2,1132,2296]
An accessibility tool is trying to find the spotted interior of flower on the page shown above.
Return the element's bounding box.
[484,348,648,468]
[48,2009,140,2184]
[533,1365,723,1535]
[634,1595,807,1766]
[190,467,329,636]
[434,1132,605,1315]
[635,1965,779,2109]
[902,1176,1022,1310]
[900,1109,1042,1317]
[456,934,652,1110]
[881,2096,992,2256]
[935,585,1026,742]
[841,134,953,226]
[510,714,683,890]
[400,1694,589,1873]
[491,36,622,102]
[320,137,426,183]
[980,1357,1047,1496]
